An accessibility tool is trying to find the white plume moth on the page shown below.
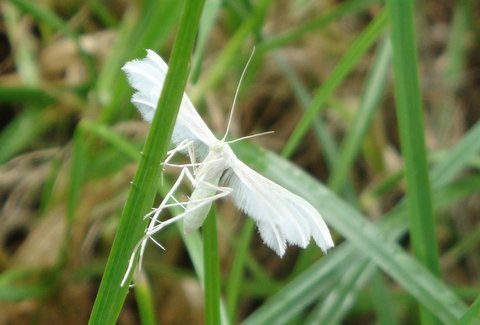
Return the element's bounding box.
[121,49,334,286]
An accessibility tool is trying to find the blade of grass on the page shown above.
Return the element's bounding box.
[274,53,338,173]
[370,271,398,325]
[226,219,255,323]
[8,0,96,83]
[441,222,480,270]
[88,1,205,323]
[282,10,388,157]
[244,116,480,323]
[68,128,87,225]
[0,3,49,164]
[0,108,52,164]
[134,272,157,325]
[241,242,359,325]
[387,0,441,321]
[203,207,222,325]
[328,38,391,192]
[86,0,118,28]
[299,170,480,324]
[0,267,54,301]
[305,260,376,324]
[273,52,358,274]
[3,2,39,85]
[460,295,480,325]
[237,143,467,325]
[239,75,480,323]
[79,120,140,160]
[433,0,469,147]
[190,0,274,103]
[431,119,480,189]
[38,150,62,214]
[98,0,184,122]
[191,0,223,83]
[60,126,89,271]
[0,86,55,105]
[258,0,380,51]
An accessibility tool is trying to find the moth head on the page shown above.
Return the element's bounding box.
[211,140,236,164]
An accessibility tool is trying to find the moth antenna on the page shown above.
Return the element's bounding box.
[226,131,274,144]
[222,47,256,141]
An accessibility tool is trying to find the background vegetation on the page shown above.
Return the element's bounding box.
[0,0,479,324]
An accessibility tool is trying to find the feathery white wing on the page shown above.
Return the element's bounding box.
[122,49,217,156]
[223,158,334,257]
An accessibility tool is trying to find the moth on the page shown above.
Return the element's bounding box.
[121,50,334,284]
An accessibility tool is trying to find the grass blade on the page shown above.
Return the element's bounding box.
[328,38,391,192]
[203,207,222,325]
[134,272,157,325]
[237,143,467,324]
[88,1,205,323]
[190,0,273,103]
[259,0,380,51]
[387,2,441,322]
[282,10,388,157]
[460,295,480,325]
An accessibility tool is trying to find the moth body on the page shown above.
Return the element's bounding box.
[184,141,235,233]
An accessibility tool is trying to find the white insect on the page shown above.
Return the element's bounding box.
[121,49,334,285]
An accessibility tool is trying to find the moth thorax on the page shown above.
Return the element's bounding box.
[214,141,236,164]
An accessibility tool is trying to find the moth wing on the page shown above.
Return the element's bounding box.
[122,49,217,154]
[223,158,334,257]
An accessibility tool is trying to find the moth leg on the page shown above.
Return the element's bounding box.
[186,140,197,173]
[146,172,233,240]
[164,139,193,166]
[196,178,233,197]
[145,189,227,238]
[123,168,232,287]
[122,167,193,287]
[161,139,191,185]
[163,139,196,169]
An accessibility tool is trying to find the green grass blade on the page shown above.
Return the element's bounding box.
[203,207,222,325]
[86,0,118,27]
[237,144,467,324]
[190,0,274,103]
[282,10,388,158]
[460,295,480,325]
[0,108,52,164]
[274,53,338,169]
[328,38,391,192]
[68,128,87,225]
[305,260,375,323]
[0,86,55,105]
[431,120,480,189]
[98,0,184,123]
[8,0,95,82]
[226,219,255,323]
[3,2,39,85]
[79,120,140,161]
[191,0,223,83]
[442,222,480,270]
[387,3,441,322]
[242,103,480,323]
[370,271,398,325]
[0,267,54,301]
[242,243,358,325]
[9,0,73,33]
[134,272,157,325]
[88,1,205,323]
[259,0,380,51]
